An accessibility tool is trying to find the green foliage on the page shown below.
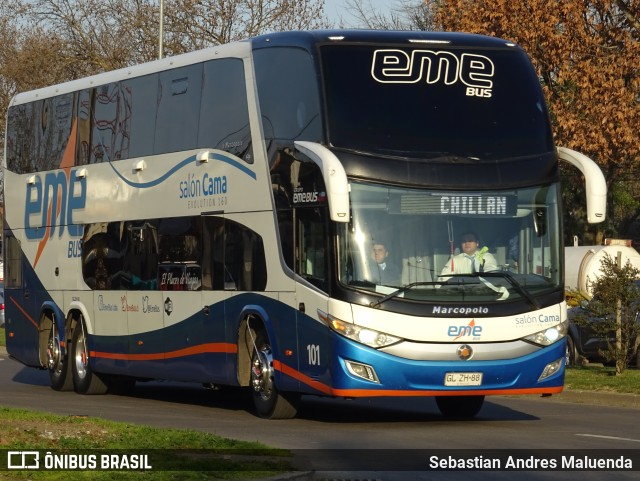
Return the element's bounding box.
[565,288,587,307]
[0,406,292,480]
[578,253,640,373]
[565,363,640,395]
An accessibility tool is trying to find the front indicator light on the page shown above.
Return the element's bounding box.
[329,316,402,348]
[345,360,380,383]
[539,358,563,381]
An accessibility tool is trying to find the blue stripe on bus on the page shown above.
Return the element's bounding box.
[109,152,256,189]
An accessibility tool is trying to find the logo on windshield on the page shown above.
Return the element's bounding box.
[371,49,494,98]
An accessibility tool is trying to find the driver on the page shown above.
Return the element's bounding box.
[440,231,498,276]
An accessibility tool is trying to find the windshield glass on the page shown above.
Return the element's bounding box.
[321,44,553,160]
[338,182,562,304]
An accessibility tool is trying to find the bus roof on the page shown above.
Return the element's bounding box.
[9,39,251,107]
[10,29,521,108]
[251,29,520,50]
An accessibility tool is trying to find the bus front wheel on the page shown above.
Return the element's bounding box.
[71,320,108,395]
[250,332,299,419]
[435,395,484,418]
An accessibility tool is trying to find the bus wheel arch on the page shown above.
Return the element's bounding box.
[238,314,300,419]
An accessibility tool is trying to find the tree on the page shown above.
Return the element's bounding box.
[348,1,640,243]
[0,0,329,201]
[427,0,640,244]
[579,253,640,373]
[163,0,328,52]
[343,0,434,29]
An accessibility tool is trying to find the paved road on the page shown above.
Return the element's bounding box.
[1,351,639,480]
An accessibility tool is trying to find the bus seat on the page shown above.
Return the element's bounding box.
[402,256,432,284]
[494,246,506,269]
[434,252,452,277]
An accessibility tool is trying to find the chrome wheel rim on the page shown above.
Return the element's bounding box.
[74,330,88,380]
[47,330,62,372]
[251,346,274,401]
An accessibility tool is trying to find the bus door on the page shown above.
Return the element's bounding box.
[294,206,330,389]
[119,221,165,378]
[154,216,222,382]
[202,212,270,384]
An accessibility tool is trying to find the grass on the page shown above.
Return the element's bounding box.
[0,406,292,480]
[564,363,640,395]
[0,328,292,480]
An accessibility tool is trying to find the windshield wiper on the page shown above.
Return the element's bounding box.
[369,273,540,309]
[478,271,541,309]
[369,281,437,308]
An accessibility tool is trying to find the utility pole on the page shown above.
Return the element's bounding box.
[616,250,622,374]
[158,0,164,59]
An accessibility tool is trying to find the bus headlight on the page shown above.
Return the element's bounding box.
[329,317,402,348]
[523,320,568,346]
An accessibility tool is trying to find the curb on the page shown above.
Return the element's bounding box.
[256,472,314,481]
[550,388,640,409]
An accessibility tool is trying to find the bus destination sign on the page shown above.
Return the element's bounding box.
[392,193,517,216]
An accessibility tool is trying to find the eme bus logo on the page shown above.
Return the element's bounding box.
[24,169,86,266]
[448,319,483,341]
[24,169,86,241]
[371,49,494,98]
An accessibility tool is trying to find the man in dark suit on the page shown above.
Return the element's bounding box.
[371,241,401,285]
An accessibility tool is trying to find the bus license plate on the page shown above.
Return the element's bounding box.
[444,372,483,386]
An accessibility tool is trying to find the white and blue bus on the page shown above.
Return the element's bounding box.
[3,30,606,419]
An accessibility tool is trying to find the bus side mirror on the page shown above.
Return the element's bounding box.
[557,147,607,224]
[533,207,546,237]
[294,141,350,223]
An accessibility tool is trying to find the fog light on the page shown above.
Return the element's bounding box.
[538,358,563,381]
[345,360,380,383]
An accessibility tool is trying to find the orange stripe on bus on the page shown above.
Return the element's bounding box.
[273,360,334,395]
[8,297,39,329]
[92,342,238,361]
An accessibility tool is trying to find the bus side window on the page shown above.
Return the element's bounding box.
[222,220,267,291]
[296,207,328,291]
[4,235,23,288]
[199,58,252,162]
[155,64,203,155]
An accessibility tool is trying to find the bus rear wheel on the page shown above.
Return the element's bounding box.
[71,319,108,395]
[250,332,299,419]
[47,322,72,391]
[435,395,484,418]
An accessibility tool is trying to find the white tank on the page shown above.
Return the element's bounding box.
[565,245,640,299]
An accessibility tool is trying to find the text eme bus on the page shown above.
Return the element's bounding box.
[2,30,606,419]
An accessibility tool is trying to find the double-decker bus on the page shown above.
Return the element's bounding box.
[3,30,606,419]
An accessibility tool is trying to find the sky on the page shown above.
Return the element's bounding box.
[323,0,394,27]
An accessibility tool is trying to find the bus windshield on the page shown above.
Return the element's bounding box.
[338,181,562,304]
[321,44,553,160]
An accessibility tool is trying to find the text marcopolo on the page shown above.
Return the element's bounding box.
[432,306,489,315]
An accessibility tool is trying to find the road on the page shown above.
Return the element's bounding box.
[1,351,639,480]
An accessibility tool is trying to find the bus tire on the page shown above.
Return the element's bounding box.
[250,332,300,419]
[47,322,73,391]
[435,395,484,418]
[565,335,577,368]
[71,319,108,395]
